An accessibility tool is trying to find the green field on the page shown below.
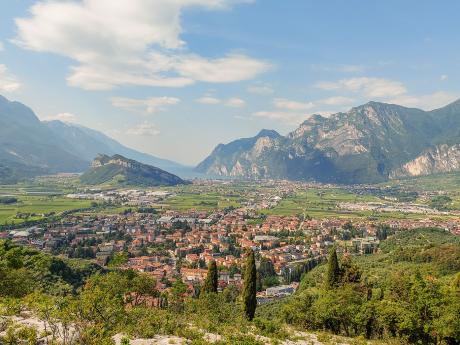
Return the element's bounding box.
[0,196,92,225]
[262,187,459,220]
[387,172,460,191]
[385,172,460,210]
[2,173,460,223]
[0,176,94,225]
[161,191,242,211]
[262,188,379,217]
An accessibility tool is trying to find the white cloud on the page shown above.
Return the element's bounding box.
[315,77,407,98]
[274,98,314,111]
[43,112,77,122]
[225,97,245,107]
[440,74,448,81]
[312,64,367,73]
[111,96,180,114]
[247,83,274,95]
[0,64,21,92]
[274,96,354,112]
[252,110,308,124]
[175,54,271,83]
[196,96,221,104]
[254,96,353,124]
[314,76,458,111]
[317,96,355,106]
[196,96,246,107]
[14,0,269,90]
[390,91,459,111]
[127,122,160,136]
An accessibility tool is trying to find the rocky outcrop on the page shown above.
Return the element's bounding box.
[82,154,188,186]
[196,100,450,184]
[391,144,460,178]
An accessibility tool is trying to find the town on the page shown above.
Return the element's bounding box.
[2,178,460,305]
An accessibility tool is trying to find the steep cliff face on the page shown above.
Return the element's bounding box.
[195,129,286,179]
[81,154,188,186]
[196,101,446,184]
[390,144,460,178]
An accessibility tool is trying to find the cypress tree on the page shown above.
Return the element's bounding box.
[203,260,218,293]
[325,246,341,289]
[242,249,257,320]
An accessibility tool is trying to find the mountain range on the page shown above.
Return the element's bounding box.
[3,93,460,185]
[196,99,460,183]
[80,154,187,187]
[0,95,189,183]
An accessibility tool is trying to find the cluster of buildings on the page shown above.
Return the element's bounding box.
[2,180,460,302]
[66,189,173,206]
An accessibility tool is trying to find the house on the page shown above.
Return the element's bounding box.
[266,285,295,297]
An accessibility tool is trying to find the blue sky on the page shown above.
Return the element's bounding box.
[0,0,459,165]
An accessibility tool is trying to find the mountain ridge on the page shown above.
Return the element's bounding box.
[43,120,187,174]
[196,99,460,183]
[0,95,189,182]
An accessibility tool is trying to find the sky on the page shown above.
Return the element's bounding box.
[0,0,459,166]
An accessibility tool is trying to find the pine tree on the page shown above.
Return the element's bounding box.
[325,246,341,289]
[202,260,218,293]
[242,249,257,320]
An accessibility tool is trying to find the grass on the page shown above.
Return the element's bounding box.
[2,173,460,224]
[262,188,380,218]
[0,196,92,225]
[161,191,242,211]
[262,187,460,220]
[387,171,460,192]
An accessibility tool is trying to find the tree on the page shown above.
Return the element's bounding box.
[340,255,361,284]
[127,273,158,307]
[169,279,187,313]
[108,251,129,267]
[202,260,218,294]
[258,257,276,278]
[242,249,257,320]
[325,246,341,289]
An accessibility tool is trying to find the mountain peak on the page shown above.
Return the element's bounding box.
[357,101,395,110]
[256,129,281,138]
[196,98,456,183]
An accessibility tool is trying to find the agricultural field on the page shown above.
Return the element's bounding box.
[3,173,460,224]
[388,172,460,192]
[160,190,242,211]
[0,176,93,225]
[262,187,459,220]
[385,173,460,210]
[0,195,92,225]
[262,187,379,217]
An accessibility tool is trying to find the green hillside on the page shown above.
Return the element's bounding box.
[258,227,460,343]
[80,154,188,187]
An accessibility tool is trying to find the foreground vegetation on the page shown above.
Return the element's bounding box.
[259,228,460,344]
[1,227,460,344]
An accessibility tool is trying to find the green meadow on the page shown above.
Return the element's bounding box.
[161,191,242,211]
[0,195,92,225]
[262,188,379,217]
[262,187,459,220]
